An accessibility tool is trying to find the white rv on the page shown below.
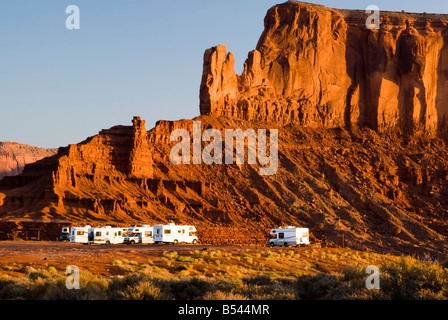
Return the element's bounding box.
[92,226,129,245]
[70,225,94,244]
[268,226,310,247]
[59,227,71,241]
[124,225,154,245]
[153,223,198,244]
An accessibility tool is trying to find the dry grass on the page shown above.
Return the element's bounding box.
[3,247,443,300]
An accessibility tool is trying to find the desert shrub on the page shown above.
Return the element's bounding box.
[27,277,59,300]
[177,264,189,271]
[296,257,448,300]
[213,277,245,293]
[0,281,27,300]
[118,281,162,300]
[46,283,108,300]
[203,290,248,300]
[242,275,272,286]
[112,259,123,267]
[38,269,108,300]
[328,281,385,300]
[27,269,54,281]
[163,251,178,260]
[296,273,340,299]
[157,277,215,300]
[379,257,448,300]
[414,288,446,300]
[47,266,58,273]
[342,265,366,282]
[107,273,146,296]
[177,255,195,263]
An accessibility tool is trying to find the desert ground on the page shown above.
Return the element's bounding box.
[0,240,398,278]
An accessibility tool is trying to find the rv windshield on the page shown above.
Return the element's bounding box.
[129,233,142,238]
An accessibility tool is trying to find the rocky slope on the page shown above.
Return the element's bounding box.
[200,2,448,136]
[0,142,57,180]
[1,115,448,254]
[1,2,448,255]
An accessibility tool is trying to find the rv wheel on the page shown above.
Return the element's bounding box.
[192,239,198,244]
[173,239,178,245]
[105,241,111,245]
[284,242,289,247]
[130,240,135,245]
[269,242,274,247]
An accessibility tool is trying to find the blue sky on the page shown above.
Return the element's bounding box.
[1,0,447,148]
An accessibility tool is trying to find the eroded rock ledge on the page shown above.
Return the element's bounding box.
[200,1,448,136]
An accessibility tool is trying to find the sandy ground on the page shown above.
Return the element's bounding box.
[0,241,265,277]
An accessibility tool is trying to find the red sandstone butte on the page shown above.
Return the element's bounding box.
[200,2,448,136]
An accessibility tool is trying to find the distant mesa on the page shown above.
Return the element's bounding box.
[0,141,57,180]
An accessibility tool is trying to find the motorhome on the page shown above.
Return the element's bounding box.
[59,226,71,241]
[268,226,310,247]
[92,226,130,245]
[124,225,154,245]
[70,226,94,244]
[153,223,198,244]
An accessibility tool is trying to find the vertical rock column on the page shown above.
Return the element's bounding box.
[129,116,153,178]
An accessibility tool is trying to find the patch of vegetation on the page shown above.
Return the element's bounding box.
[1,249,445,300]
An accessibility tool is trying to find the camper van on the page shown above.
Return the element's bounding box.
[268,226,310,247]
[92,226,129,245]
[124,225,154,245]
[153,223,198,244]
[59,227,71,241]
[70,226,94,244]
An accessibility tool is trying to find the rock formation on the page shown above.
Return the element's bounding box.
[1,2,448,255]
[0,142,57,180]
[200,2,448,136]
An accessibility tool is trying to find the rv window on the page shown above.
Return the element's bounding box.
[156,229,160,234]
[278,233,284,239]
[302,232,309,237]
[178,230,181,233]
[76,231,84,236]
[118,231,122,236]
[95,231,101,236]
[145,231,152,237]
[164,229,171,234]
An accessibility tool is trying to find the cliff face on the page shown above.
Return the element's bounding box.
[200,2,448,136]
[0,142,57,180]
[2,115,448,254]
